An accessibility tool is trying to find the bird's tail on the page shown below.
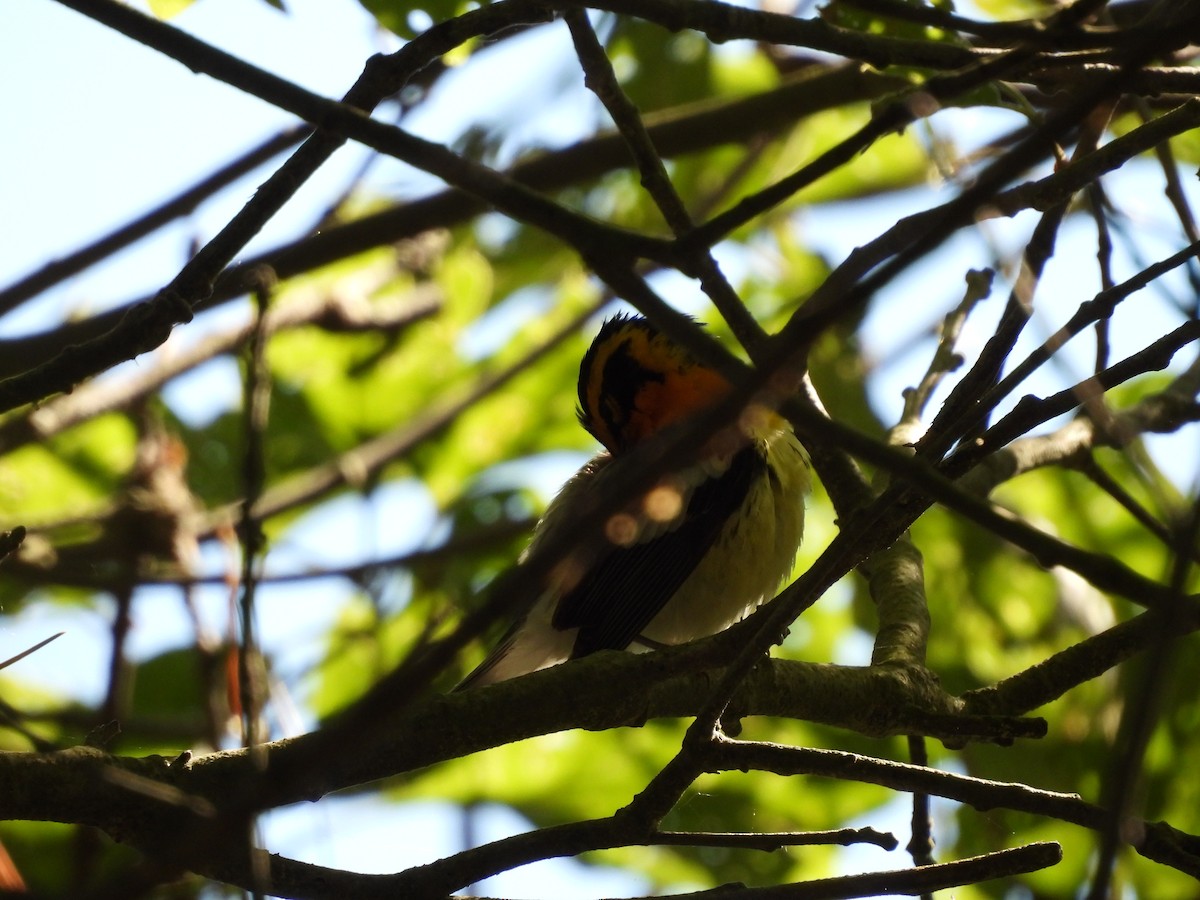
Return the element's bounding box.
[453,622,575,691]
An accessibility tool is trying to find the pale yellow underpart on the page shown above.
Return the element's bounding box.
[464,421,811,687]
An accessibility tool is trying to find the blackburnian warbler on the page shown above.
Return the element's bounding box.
[457,313,810,689]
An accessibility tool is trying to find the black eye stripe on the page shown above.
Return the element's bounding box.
[598,337,663,446]
[576,315,671,448]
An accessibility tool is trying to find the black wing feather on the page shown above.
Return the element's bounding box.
[553,446,762,657]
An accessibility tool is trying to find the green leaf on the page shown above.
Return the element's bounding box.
[147,0,197,18]
[123,646,215,755]
[0,414,136,523]
[357,0,469,38]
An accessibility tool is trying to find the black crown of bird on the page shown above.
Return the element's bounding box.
[456,313,811,690]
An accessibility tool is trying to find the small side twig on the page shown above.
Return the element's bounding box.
[1088,496,1200,899]
[236,270,275,750]
[918,200,1069,459]
[564,9,766,353]
[906,734,937,893]
[0,631,64,672]
[654,843,1062,900]
[1074,455,1194,562]
[651,827,897,851]
[897,268,995,440]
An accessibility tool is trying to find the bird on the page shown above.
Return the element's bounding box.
[455,313,810,689]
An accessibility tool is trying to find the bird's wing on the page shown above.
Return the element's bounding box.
[552,444,762,657]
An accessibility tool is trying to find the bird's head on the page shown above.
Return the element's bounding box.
[576,314,731,454]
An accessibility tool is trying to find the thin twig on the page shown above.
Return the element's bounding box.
[1087,180,1116,374]
[957,238,1200,460]
[898,269,995,438]
[650,844,1062,900]
[652,827,898,851]
[0,285,439,453]
[919,200,1070,459]
[564,9,766,352]
[960,318,1200,468]
[235,273,273,754]
[252,841,1060,899]
[906,735,936,896]
[1075,455,1189,561]
[201,302,601,537]
[1088,496,1200,899]
[0,632,64,672]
